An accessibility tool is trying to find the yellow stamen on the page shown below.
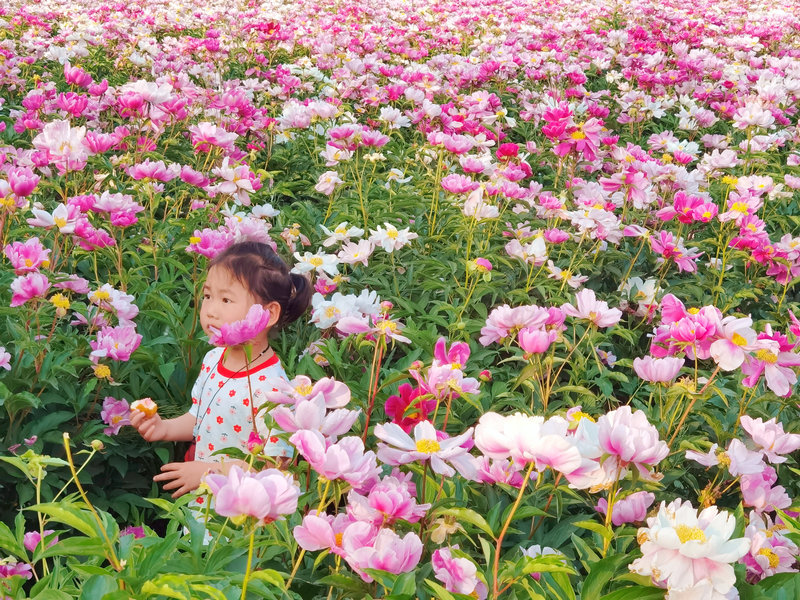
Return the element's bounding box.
[415,439,441,454]
[675,524,706,543]
[731,333,747,346]
[758,547,780,569]
[755,349,778,364]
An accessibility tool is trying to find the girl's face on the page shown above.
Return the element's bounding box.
[200,265,263,339]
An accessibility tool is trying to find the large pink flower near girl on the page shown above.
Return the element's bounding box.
[207,303,270,347]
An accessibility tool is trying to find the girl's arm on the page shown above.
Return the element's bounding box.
[130,411,195,442]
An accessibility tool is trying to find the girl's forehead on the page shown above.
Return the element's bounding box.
[205,265,244,290]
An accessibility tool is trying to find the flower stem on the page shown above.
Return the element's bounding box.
[241,527,256,600]
[62,433,123,572]
[492,463,536,599]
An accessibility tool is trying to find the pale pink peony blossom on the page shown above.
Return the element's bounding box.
[630,499,749,597]
[632,356,684,383]
[561,289,622,328]
[740,415,800,463]
[595,491,655,526]
[375,420,477,480]
[204,466,299,524]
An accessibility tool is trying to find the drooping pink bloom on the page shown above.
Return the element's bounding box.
[127,159,179,182]
[23,530,58,552]
[10,272,50,307]
[204,466,299,524]
[4,238,50,274]
[346,528,423,582]
[89,325,142,362]
[189,122,239,152]
[479,304,551,346]
[475,456,526,488]
[632,356,684,383]
[432,546,485,597]
[336,314,411,344]
[375,421,477,479]
[208,303,271,347]
[100,396,130,436]
[290,430,380,490]
[518,328,558,354]
[595,491,655,526]
[346,473,430,525]
[409,362,480,400]
[561,289,622,328]
[740,416,800,464]
[314,170,344,195]
[596,406,669,480]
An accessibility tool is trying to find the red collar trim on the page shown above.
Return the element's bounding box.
[217,348,279,378]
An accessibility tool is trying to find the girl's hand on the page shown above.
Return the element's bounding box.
[154,461,212,498]
[130,410,168,442]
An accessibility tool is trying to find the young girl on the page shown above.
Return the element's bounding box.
[130,241,312,498]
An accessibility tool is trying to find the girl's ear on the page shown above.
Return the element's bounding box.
[265,301,281,328]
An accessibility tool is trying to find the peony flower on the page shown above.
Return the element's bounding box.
[0,346,10,371]
[630,499,750,597]
[375,421,477,480]
[384,383,435,433]
[632,356,684,383]
[4,238,50,275]
[204,466,299,525]
[270,394,360,441]
[100,396,130,436]
[596,406,669,481]
[10,272,51,307]
[346,473,430,525]
[595,491,655,526]
[368,223,418,253]
[23,530,57,553]
[561,289,622,328]
[89,325,142,362]
[432,546,485,597]
[740,415,800,463]
[264,375,351,408]
[290,430,380,490]
[208,303,271,347]
[294,512,373,556]
[741,511,799,582]
[474,412,582,475]
[345,528,422,582]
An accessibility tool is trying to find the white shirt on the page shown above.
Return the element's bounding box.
[189,347,292,461]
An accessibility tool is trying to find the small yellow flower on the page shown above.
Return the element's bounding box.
[93,364,111,379]
[50,293,70,316]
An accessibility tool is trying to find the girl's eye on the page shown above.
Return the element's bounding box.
[203,293,210,300]
[222,298,231,304]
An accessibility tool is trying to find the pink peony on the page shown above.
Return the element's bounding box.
[10,272,50,307]
[204,465,299,524]
[100,396,130,436]
[208,303,271,347]
[561,289,622,328]
[595,491,655,526]
[740,415,800,463]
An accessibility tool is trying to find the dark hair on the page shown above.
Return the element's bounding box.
[208,241,312,328]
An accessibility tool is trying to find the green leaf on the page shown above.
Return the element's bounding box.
[27,502,101,538]
[39,537,107,560]
[424,579,457,600]
[79,575,119,600]
[248,569,286,590]
[30,592,73,600]
[573,519,614,541]
[391,572,417,596]
[580,553,631,598]
[435,507,495,538]
[599,586,666,600]
[0,521,26,557]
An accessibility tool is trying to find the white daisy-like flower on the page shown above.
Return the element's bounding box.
[368,223,418,253]
[320,222,365,247]
[292,250,340,276]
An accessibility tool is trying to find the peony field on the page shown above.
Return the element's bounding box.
[1,0,800,597]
